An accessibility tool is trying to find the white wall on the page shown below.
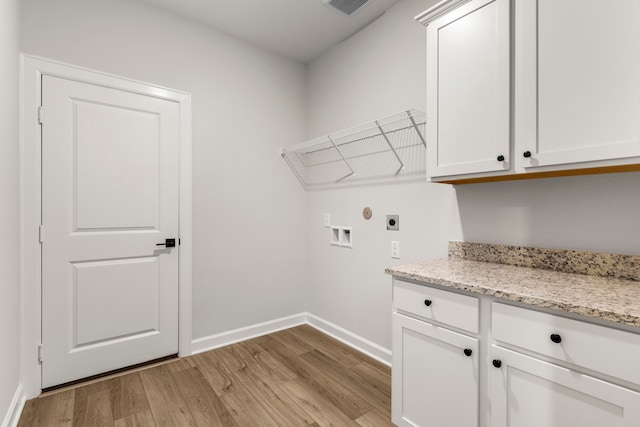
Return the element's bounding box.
[306,0,458,353]
[21,0,308,339]
[453,172,640,255]
[0,0,21,423]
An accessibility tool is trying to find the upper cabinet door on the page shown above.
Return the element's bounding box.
[516,0,640,170]
[426,0,511,179]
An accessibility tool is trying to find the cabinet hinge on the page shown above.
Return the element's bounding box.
[38,344,43,364]
[37,106,44,125]
[39,225,44,244]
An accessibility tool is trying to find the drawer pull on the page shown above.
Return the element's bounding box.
[492,359,502,368]
[463,348,473,357]
[523,151,532,158]
[424,299,432,307]
[550,334,562,344]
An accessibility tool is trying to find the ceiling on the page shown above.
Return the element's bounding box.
[138,0,402,63]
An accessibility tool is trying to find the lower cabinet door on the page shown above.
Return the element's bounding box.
[392,313,479,427]
[490,345,640,427]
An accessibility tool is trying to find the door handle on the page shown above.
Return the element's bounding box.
[156,238,176,248]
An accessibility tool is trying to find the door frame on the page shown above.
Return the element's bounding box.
[20,55,193,398]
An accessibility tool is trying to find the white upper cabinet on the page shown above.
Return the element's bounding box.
[421,0,511,179]
[516,0,640,171]
[418,0,640,182]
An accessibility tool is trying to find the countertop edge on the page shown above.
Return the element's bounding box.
[385,266,640,329]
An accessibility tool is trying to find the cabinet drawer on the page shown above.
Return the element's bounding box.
[393,280,479,333]
[492,302,640,386]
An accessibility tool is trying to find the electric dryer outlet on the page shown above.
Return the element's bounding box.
[387,215,399,230]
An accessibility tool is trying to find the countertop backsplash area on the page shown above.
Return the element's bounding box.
[448,241,640,282]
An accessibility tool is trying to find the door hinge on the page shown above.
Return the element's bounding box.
[38,344,43,364]
[39,225,44,244]
[38,106,44,125]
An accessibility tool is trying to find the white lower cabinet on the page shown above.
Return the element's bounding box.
[392,313,479,427]
[490,345,640,427]
[392,279,640,426]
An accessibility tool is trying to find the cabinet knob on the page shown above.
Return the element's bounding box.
[523,151,532,158]
[492,359,502,368]
[463,348,472,357]
[497,155,505,162]
[424,299,432,307]
[550,334,562,344]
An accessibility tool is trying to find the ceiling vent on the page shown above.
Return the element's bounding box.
[323,0,370,16]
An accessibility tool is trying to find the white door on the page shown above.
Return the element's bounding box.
[41,75,180,388]
[516,0,640,169]
[426,0,510,179]
[490,345,640,427]
[392,313,479,427]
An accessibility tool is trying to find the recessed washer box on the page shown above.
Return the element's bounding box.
[330,226,341,246]
[330,226,353,248]
[341,227,353,248]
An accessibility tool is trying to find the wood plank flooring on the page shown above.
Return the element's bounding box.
[19,325,393,426]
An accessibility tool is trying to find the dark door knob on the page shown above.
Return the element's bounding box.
[550,334,562,344]
[156,238,176,248]
[523,151,532,158]
[492,359,502,368]
[463,348,472,357]
[424,299,432,307]
[497,155,505,162]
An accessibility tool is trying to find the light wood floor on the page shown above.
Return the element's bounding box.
[19,324,393,426]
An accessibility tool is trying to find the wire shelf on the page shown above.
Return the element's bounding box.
[281,109,426,189]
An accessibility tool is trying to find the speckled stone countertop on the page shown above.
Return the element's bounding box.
[385,242,640,328]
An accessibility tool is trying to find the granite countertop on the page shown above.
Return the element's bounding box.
[385,242,640,328]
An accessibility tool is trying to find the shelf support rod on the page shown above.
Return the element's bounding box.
[328,136,355,182]
[376,121,404,176]
[407,110,427,148]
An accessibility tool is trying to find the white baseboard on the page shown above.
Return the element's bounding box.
[306,313,392,366]
[190,311,392,366]
[190,312,307,354]
[2,383,25,427]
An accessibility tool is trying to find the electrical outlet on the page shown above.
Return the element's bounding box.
[324,213,331,227]
[391,241,400,259]
[387,215,399,231]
